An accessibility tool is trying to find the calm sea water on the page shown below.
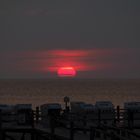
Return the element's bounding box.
[0,79,140,108]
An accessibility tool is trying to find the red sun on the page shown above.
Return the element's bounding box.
[57,67,76,77]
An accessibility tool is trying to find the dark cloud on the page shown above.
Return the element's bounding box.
[24,9,48,16]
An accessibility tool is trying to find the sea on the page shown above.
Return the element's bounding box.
[0,79,140,108]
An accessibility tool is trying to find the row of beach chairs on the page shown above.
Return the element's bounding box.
[40,101,140,127]
[0,104,32,126]
[1,101,140,127]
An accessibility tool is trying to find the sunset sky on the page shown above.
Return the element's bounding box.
[0,0,140,78]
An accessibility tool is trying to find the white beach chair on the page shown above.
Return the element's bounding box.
[95,101,115,125]
[124,102,140,127]
[0,104,15,122]
[15,104,32,125]
[40,103,61,128]
[70,102,85,113]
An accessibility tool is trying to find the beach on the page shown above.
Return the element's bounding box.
[0,79,140,140]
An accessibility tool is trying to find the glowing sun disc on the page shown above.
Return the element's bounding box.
[57,67,76,77]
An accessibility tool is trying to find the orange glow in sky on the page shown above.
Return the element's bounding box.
[0,48,139,78]
[44,49,97,73]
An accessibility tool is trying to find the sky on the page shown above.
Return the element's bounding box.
[0,0,140,79]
